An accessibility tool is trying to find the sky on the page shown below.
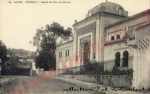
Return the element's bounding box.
[0,0,150,51]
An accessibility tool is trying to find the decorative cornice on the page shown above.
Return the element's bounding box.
[106,9,150,29]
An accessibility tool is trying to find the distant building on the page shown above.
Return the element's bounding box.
[56,1,150,89]
[56,38,73,70]
[7,49,36,75]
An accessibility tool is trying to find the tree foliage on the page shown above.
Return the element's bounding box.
[33,22,72,71]
[0,40,7,64]
[0,40,8,74]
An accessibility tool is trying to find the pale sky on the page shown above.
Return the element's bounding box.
[0,0,149,51]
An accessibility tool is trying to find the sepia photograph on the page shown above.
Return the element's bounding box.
[0,0,150,94]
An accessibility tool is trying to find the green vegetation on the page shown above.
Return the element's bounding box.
[94,91,106,94]
[33,22,72,71]
[0,40,7,74]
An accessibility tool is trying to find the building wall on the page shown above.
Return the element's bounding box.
[73,13,127,66]
[106,14,149,34]
[56,13,126,70]
[56,41,73,70]
[55,6,150,89]
[104,42,133,71]
[95,14,126,62]
[105,12,150,89]
[104,11,150,72]
[132,25,150,89]
[73,16,97,66]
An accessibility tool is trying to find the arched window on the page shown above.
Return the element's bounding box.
[115,52,120,67]
[111,36,115,40]
[59,51,62,57]
[116,34,120,40]
[122,51,129,67]
[118,7,123,15]
[65,49,70,57]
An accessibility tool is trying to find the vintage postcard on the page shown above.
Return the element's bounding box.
[0,0,150,94]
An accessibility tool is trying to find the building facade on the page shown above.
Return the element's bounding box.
[56,1,150,89]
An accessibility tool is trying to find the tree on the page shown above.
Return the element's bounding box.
[0,40,7,74]
[33,22,72,71]
[0,40,7,64]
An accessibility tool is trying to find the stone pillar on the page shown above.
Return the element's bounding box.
[132,48,139,89]
[96,16,104,63]
[73,29,77,67]
[96,16,100,61]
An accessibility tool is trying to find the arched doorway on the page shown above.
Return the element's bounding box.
[83,41,91,64]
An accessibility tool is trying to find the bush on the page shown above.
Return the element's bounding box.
[75,61,104,74]
[103,68,133,75]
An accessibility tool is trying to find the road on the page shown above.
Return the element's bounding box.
[1,75,149,94]
[0,76,95,94]
[27,79,95,94]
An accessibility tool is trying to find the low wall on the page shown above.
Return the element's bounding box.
[102,75,132,88]
[2,68,32,76]
[0,78,18,94]
[61,74,132,88]
[61,74,97,83]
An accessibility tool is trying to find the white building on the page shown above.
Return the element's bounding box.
[56,1,150,89]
